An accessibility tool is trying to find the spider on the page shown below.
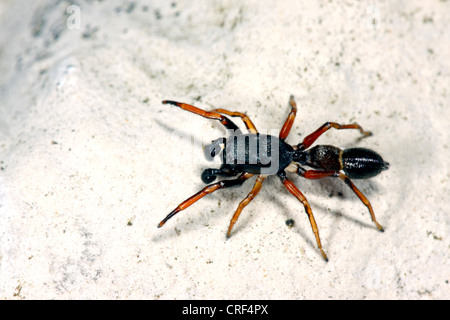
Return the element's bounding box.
[157,96,389,261]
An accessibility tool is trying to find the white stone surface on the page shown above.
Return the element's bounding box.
[0,0,448,299]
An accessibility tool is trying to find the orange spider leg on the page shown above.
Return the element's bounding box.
[338,173,384,231]
[162,100,241,132]
[158,173,253,228]
[297,169,384,231]
[226,175,265,238]
[299,122,372,150]
[278,171,328,261]
[279,95,298,140]
[212,108,258,133]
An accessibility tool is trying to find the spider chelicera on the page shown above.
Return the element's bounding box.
[157,96,389,261]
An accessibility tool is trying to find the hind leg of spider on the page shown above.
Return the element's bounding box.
[298,122,372,150]
[296,167,384,232]
[158,172,253,228]
[211,108,258,133]
[338,173,384,231]
[279,95,298,140]
[277,170,328,261]
[162,100,242,133]
[226,175,265,238]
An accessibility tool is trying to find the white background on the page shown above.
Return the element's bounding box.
[0,0,448,299]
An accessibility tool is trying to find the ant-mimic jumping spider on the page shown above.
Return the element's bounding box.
[158,96,389,261]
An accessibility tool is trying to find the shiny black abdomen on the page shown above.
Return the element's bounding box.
[303,145,389,179]
[342,148,389,179]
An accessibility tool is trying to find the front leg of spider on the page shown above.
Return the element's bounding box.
[157,172,253,228]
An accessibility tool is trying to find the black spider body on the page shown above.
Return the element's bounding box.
[216,133,295,175]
